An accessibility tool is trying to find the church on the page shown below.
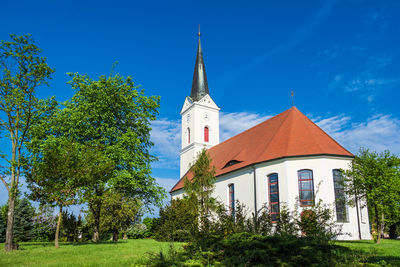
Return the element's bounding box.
[170,34,371,240]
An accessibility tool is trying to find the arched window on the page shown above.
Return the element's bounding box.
[228,184,235,216]
[333,169,348,222]
[298,169,314,206]
[268,173,279,222]
[204,126,209,142]
[187,128,190,144]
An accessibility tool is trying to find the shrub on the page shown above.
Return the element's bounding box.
[153,196,198,242]
[142,217,155,238]
[32,213,57,242]
[126,224,147,239]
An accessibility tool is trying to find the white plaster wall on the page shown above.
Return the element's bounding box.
[172,155,371,240]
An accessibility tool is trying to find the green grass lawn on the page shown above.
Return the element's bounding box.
[337,239,400,266]
[0,239,183,266]
[1,239,399,266]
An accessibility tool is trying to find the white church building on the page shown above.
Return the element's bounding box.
[170,35,371,240]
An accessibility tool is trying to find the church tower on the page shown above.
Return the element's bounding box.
[180,31,220,177]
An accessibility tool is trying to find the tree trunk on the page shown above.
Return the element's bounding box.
[5,196,16,252]
[112,230,118,243]
[374,205,381,244]
[389,224,397,239]
[55,205,63,248]
[92,203,101,243]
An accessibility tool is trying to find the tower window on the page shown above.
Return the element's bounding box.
[268,173,279,223]
[187,128,190,144]
[204,126,209,142]
[228,184,235,217]
[333,169,348,222]
[298,169,314,206]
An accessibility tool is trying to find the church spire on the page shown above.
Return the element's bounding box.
[190,26,209,101]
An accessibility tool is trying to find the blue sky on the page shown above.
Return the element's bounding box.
[1,0,400,214]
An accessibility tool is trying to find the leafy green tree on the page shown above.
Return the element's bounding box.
[25,138,90,248]
[13,198,35,242]
[184,149,217,233]
[344,148,400,244]
[0,34,54,251]
[86,190,141,242]
[59,72,165,242]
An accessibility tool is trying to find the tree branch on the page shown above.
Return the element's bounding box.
[0,174,9,193]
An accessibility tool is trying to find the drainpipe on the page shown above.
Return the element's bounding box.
[252,165,257,215]
[353,174,362,240]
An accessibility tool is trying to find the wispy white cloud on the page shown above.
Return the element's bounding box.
[328,54,399,102]
[150,111,270,168]
[220,112,271,141]
[315,114,400,154]
[150,118,181,169]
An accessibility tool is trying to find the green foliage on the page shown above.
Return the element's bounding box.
[142,217,156,238]
[26,138,87,208]
[184,149,217,239]
[31,206,56,242]
[85,190,141,242]
[13,198,35,242]
[0,206,6,242]
[56,72,165,241]
[153,196,198,242]
[126,224,147,239]
[64,72,165,204]
[60,211,82,242]
[344,148,400,243]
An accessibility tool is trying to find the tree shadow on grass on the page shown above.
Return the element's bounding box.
[368,256,400,266]
[19,240,129,249]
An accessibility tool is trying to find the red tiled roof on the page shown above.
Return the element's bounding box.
[170,107,353,193]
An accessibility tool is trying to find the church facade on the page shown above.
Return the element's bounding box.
[170,36,371,240]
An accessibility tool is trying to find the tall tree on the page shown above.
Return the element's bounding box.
[344,148,400,244]
[184,149,217,233]
[0,34,54,251]
[61,72,165,242]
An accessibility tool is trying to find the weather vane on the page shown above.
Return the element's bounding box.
[291,90,295,107]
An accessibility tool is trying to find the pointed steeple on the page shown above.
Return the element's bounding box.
[190,28,209,101]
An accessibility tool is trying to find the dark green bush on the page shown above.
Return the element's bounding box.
[153,196,198,242]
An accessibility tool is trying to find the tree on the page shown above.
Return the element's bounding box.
[0,34,54,251]
[87,190,141,242]
[344,148,400,244]
[13,198,35,242]
[59,72,165,242]
[25,138,91,248]
[184,149,217,233]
